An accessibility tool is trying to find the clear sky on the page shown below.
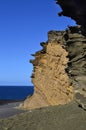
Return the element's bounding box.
[0,0,76,86]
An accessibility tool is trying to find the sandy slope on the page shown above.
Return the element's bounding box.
[0,102,86,130]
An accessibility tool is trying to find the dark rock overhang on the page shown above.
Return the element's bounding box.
[56,0,86,29]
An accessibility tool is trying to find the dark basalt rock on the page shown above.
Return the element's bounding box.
[64,27,86,89]
[56,0,86,34]
[63,26,86,110]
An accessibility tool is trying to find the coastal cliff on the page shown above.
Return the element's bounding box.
[1,1,86,130]
[20,1,86,110]
[20,32,73,109]
[20,26,86,110]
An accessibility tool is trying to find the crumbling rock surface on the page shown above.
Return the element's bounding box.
[20,26,86,110]
[20,40,73,109]
[19,1,86,110]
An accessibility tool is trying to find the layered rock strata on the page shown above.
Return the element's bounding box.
[19,26,85,110]
[20,38,74,109]
[64,26,86,110]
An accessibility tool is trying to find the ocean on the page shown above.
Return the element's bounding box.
[0,86,34,100]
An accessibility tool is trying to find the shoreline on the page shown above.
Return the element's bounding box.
[0,101,26,119]
[0,100,24,105]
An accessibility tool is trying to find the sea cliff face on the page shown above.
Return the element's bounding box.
[20,26,86,110]
[20,38,73,109]
[19,0,86,110]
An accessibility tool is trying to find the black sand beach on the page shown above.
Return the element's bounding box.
[0,102,86,130]
[0,101,26,119]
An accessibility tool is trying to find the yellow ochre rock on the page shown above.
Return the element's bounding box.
[20,41,74,110]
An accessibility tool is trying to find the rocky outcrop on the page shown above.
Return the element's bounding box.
[20,38,74,109]
[20,26,86,110]
[19,1,86,110]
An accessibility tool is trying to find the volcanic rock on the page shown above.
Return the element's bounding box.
[56,0,86,27]
[19,26,86,110]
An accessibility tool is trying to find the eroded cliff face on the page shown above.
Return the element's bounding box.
[20,41,73,109]
[20,26,86,110]
[19,0,86,110]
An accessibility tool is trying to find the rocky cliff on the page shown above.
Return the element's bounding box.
[20,34,73,109]
[20,1,86,110]
[20,26,86,110]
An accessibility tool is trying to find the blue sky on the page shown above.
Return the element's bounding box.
[0,0,76,86]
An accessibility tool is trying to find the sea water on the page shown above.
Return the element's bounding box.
[0,86,34,100]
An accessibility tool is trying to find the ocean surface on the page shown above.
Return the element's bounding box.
[0,86,34,100]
